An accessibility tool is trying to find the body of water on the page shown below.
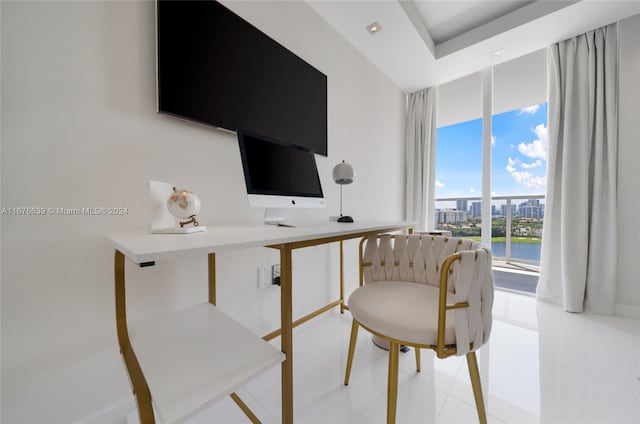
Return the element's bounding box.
[491,241,541,262]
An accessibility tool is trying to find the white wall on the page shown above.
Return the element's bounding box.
[437,72,482,128]
[493,49,547,116]
[0,1,405,422]
[616,13,640,316]
[437,49,547,128]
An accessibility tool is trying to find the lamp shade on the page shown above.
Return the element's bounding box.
[332,161,355,185]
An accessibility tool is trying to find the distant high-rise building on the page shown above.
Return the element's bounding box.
[456,200,468,212]
[470,201,482,217]
[500,204,518,217]
[435,209,468,224]
[518,199,545,218]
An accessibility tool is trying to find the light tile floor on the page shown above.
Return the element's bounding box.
[187,291,640,423]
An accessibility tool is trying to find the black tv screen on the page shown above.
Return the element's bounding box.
[156,0,328,156]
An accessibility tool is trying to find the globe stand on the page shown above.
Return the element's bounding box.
[165,214,205,233]
[179,215,200,228]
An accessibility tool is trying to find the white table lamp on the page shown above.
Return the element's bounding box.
[332,160,355,223]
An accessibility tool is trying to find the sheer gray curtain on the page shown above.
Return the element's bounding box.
[538,23,618,314]
[405,87,437,231]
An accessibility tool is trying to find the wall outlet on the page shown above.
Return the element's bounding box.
[272,264,281,285]
[257,266,270,288]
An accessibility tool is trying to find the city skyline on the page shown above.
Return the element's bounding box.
[435,103,548,200]
[436,198,545,220]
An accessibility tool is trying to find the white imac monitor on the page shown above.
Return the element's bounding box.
[237,130,325,224]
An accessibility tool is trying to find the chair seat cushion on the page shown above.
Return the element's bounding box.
[348,281,456,346]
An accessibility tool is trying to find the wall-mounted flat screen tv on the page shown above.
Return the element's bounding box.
[156,0,328,156]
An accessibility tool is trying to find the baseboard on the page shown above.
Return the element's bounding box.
[614,303,640,320]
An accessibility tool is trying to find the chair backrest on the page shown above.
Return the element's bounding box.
[362,234,479,287]
[360,234,494,356]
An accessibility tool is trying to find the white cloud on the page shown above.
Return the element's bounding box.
[510,144,515,149]
[435,179,444,189]
[511,170,531,184]
[519,105,540,115]
[491,135,496,147]
[505,156,546,190]
[510,171,546,190]
[517,124,548,160]
[521,159,542,169]
[518,139,546,159]
[469,188,476,193]
[506,156,519,173]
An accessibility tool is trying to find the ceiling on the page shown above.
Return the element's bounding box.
[306,0,640,93]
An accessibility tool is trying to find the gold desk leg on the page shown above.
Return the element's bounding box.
[415,347,421,372]
[208,253,216,305]
[279,244,294,424]
[339,240,345,313]
[230,392,261,424]
[115,251,154,424]
[387,341,400,424]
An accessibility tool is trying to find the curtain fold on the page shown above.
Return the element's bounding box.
[405,87,437,231]
[538,23,618,314]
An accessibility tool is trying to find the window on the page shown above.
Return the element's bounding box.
[433,51,548,293]
[491,104,548,197]
[491,103,547,265]
[434,118,482,237]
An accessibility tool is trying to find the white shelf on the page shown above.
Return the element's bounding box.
[129,303,285,424]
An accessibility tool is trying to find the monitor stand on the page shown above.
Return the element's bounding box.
[263,208,285,226]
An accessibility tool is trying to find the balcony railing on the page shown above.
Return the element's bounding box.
[434,194,545,268]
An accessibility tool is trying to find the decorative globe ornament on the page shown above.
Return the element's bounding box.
[167,187,202,228]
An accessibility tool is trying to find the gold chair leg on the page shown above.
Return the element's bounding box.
[344,320,359,385]
[414,347,421,372]
[466,351,487,424]
[387,341,400,424]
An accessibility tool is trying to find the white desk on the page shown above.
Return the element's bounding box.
[106,220,412,423]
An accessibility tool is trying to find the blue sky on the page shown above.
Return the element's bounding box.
[435,103,548,199]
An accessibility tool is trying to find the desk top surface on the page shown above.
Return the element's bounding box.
[106,220,412,263]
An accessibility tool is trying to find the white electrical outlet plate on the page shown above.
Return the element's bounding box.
[257,266,270,288]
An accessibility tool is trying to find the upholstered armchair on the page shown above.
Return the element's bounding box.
[344,234,494,423]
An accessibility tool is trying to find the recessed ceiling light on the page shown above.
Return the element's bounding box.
[367,22,382,35]
[492,48,504,57]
